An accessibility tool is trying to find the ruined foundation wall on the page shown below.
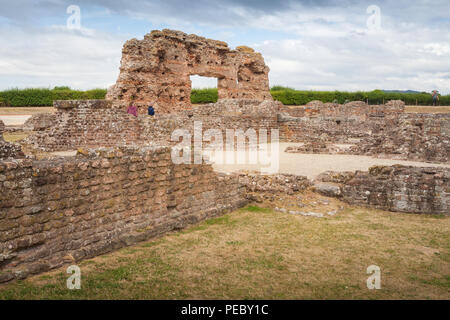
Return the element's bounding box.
[24,100,143,152]
[140,99,280,145]
[278,100,405,143]
[315,165,450,215]
[107,29,272,114]
[0,146,247,283]
[278,100,449,163]
[352,113,450,163]
[25,99,280,152]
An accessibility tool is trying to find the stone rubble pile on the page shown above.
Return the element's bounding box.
[0,120,25,160]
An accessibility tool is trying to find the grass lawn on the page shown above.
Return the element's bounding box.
[0,202,448,300]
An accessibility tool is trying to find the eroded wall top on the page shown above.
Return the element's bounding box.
[106,29,272,113]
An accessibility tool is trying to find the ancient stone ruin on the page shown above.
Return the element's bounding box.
[106,29,272,114]
[1,29,449,283]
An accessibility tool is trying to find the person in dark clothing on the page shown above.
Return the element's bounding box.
[148,105,155,116]
[432,90,439,106]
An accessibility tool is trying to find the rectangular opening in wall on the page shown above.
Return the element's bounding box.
[190,75,218,104]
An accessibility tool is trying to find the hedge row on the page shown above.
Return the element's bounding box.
[269,87,450,106]
[0,88,107,107]
[191,87,450,106]
[0,87,448,106]
[190,88,218,104]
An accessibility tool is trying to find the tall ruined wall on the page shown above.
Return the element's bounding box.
[0,146,247,283]
[315,165,450,215]
[24,99,280,152]
[106,29,272,114]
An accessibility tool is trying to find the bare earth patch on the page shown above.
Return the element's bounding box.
[213,143,450,179]
[0,194,448,300]
[0,107,55,115]
[405,106,450,113]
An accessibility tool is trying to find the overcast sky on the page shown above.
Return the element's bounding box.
[0,0,449,93]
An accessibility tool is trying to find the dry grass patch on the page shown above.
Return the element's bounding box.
[2,131,30,143]
[0,200,448,300]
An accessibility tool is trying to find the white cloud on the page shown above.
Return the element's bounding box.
[0,24,125,90]
[250,7,450,94]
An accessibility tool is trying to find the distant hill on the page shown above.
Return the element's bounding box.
[382,90,424,94]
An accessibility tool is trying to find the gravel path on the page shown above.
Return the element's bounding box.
[213,143,450,179]
[0,115,32,126]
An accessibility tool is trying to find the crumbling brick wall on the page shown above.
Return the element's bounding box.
[278,100,405,143]
[106,29,272,114]
[23,113,57,131]
[24,100,143,151]
[140,99,280,145]
[279,100,404,121]
[0,146,247,283]
[315,165,450,215]
[25,99,280,152]
[278,100,449,163]
[351,113,450,163]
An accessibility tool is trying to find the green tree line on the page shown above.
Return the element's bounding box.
[0,86,448,106]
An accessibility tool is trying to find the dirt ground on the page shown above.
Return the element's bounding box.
[0,107,55,114]
[405,106,450,113]
[213,143,450,179]
[0,107,55,126]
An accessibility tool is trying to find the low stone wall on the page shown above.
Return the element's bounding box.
[236,171,311,203]
[23,113,57,131]
[277,101,403,143]
[140,99,280,145]
[237,171,311,194]
[24,100,143,151]
[0,146,247,283]
[351,113,450,163]
[279,100,404,121]
[314,165,450,215]
[24,99,280,152]
[278,102,449,163]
